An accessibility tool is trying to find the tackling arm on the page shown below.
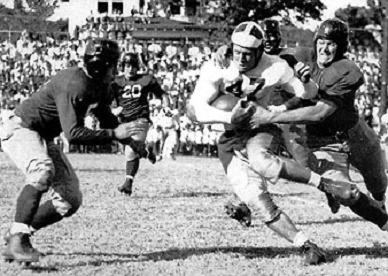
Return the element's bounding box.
[250,99,337,127]
[282,75,318,101]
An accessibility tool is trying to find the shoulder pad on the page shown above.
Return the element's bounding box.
[323,59,363,87]
[317,59,364,96]
[258,55,294,87]
[200,61,228,83]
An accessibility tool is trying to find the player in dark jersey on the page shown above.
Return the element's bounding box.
[0,38,142,263]
[113,53,169,196]
[248,18,388,232]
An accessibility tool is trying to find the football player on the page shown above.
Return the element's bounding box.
[188,21,334,265]
[248,19,388,231]
[113,53,170,196]
[223,19,341,225]
[0,38,141,263]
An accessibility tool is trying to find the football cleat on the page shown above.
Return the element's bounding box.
[146,146,157,164]
[325,192,341,214]
[2,233,41,263]
[301,240,329,266]
[225,201,252,227]
[118,178,133,196]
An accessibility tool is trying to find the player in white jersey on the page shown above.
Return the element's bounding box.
[187,21,357,265]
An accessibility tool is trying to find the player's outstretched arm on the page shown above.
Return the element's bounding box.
[249,100,337,129]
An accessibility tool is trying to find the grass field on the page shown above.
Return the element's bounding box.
[1,152,388,276]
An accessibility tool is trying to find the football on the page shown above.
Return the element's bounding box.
[210,93,239,111]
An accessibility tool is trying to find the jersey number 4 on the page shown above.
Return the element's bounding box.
[122,84,142,99]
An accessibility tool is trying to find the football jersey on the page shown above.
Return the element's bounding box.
[114,73,165,122]
[307,58,364,137]
[201,52,311,107]
[15,67,118,143]
[269,47,314,106]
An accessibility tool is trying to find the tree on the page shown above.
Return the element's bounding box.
[1,0,60,33]
[334,1,383,48]
[222,0,324,25]
[334,1,382,29]
[157,0,326,25]
[24,0,59,19]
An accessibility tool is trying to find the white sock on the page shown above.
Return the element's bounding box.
[10,222,31,235]
[125,175,134,180]
[308,172,322,188]
[293,231,309,247]
[29,226,37,234]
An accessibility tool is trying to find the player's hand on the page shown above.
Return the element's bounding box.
[213,45,231,69]
[243,78,265,97]
[249,105,274,129]
[294,62,311,83]
[230,99,256,125]
[112,106,123,116]
[267,104,287,113]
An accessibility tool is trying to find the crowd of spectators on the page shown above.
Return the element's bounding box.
[0,21,386,159]
[348,44,383,129]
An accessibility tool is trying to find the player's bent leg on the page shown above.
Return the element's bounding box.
[225,156,255,226]
[246,128,315,185]
[308,150,352,214]
[226,155,281,225]
[320,178,388,229]
[348,119,388,200]
[348,192,388,230]
[119,145,141,195]
[246,129,285,184]
[265,211,298,243]
[30,185,83,231]
[264,211,329,265]
[29,143,83,231]
[120,118,155,163]
[218,133,253,226]
[1,127,56,261]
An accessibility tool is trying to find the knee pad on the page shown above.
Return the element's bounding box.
[52,193,83,217]
[50,181,83,217]
[125,145,139,161]
[339,184,361,206]
[247,191,281,223]
[63,194,83,217]
[27,159,55,192]
[249,151,284,184]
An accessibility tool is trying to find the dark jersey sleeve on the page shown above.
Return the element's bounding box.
[321,60,364,96]
[317,60,364,108]
[54,82,115,145]
[283,97,314,110]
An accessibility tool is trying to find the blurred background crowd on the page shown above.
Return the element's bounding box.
[0,4,386,160]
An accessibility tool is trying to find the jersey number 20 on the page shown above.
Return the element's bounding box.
[122,84,142,99]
